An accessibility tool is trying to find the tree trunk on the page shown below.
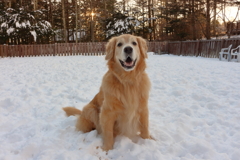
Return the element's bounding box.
[183,0,186,18]
[191,0,196,40]
[79,1,82,42]
[61,0,68,43]
[151,0,155,40]
[206,0,211,39]
[33,0,38,11]
[213,0,217,38]
[75,0,78,43]
[148,0,152,41]
[8,1,12,8]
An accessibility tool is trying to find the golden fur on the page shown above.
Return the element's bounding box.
[63,34,151,151]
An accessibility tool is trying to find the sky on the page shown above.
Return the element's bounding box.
[224,6,240,21]
[119,0,240,22]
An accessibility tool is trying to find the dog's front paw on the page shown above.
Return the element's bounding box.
[101,145,113,151]
[140,133,156,141]
[140,132,150,139]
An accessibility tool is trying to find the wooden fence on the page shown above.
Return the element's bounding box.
[0,39,239,58]
[0,42,163,57]
[0,43,107,57]
[167,38,240,58]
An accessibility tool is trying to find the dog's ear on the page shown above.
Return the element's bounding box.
[105,37,116,60]
[137,36,148,59]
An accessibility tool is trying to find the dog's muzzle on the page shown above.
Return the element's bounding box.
[119,46,137,70]
[119,58,137,70]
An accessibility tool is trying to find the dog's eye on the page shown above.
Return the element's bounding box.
[132,42,137,46]
[117,43,122,47]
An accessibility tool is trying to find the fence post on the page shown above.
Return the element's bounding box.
[70,43,72,56]
[197,40,201,57]
[166,42,169,54]
[179,41,182,55]
[207,41,211,58]
[1,45,5,57]
[220,39,225,50]
[196,40,200,57]
[53,43,55,56]
[31,44,33,57]
[0,45,2,57]
[5,44,8,57]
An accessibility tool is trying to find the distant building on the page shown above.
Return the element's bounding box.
[54,29,86,42]
[227,21,240,35]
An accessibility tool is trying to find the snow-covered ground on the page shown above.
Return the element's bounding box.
[0,55,240,160]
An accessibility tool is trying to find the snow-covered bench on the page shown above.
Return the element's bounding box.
[230,45,240,62]
[219,44,232,61]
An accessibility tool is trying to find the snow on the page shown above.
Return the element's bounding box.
[1,22,8,28]
[16,21,31,28]
[0,54,240,160]
[106,16,140,38]
[30,31,37,42]
[7,27,15,35]
[106,19,127,37]
[16,22,21,28]
[21,22,26,28]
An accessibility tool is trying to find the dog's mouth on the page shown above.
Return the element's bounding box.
[119,57,137,70]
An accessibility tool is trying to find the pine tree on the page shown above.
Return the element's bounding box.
[0,7,54,44]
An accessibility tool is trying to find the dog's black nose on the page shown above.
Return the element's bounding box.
[124,46,133,54]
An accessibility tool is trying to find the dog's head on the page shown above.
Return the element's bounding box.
[105,34,148,72]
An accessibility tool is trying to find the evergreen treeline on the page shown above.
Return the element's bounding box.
[0,0,239,44]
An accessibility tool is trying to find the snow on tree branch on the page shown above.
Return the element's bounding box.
[0,7,54,44]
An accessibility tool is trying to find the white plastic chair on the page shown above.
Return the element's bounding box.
[230,45,240,62]
[219,44,232,61]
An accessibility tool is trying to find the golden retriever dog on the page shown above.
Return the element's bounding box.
[63,34,151,151]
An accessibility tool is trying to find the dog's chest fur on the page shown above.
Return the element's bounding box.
[115,83,141,137]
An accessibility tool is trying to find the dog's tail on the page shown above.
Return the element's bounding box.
[62,107,82,117]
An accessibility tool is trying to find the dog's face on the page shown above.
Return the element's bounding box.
[115,35,139,71]
[106,34,148,72]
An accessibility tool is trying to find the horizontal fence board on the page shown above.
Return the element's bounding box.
[0,39,239,58]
